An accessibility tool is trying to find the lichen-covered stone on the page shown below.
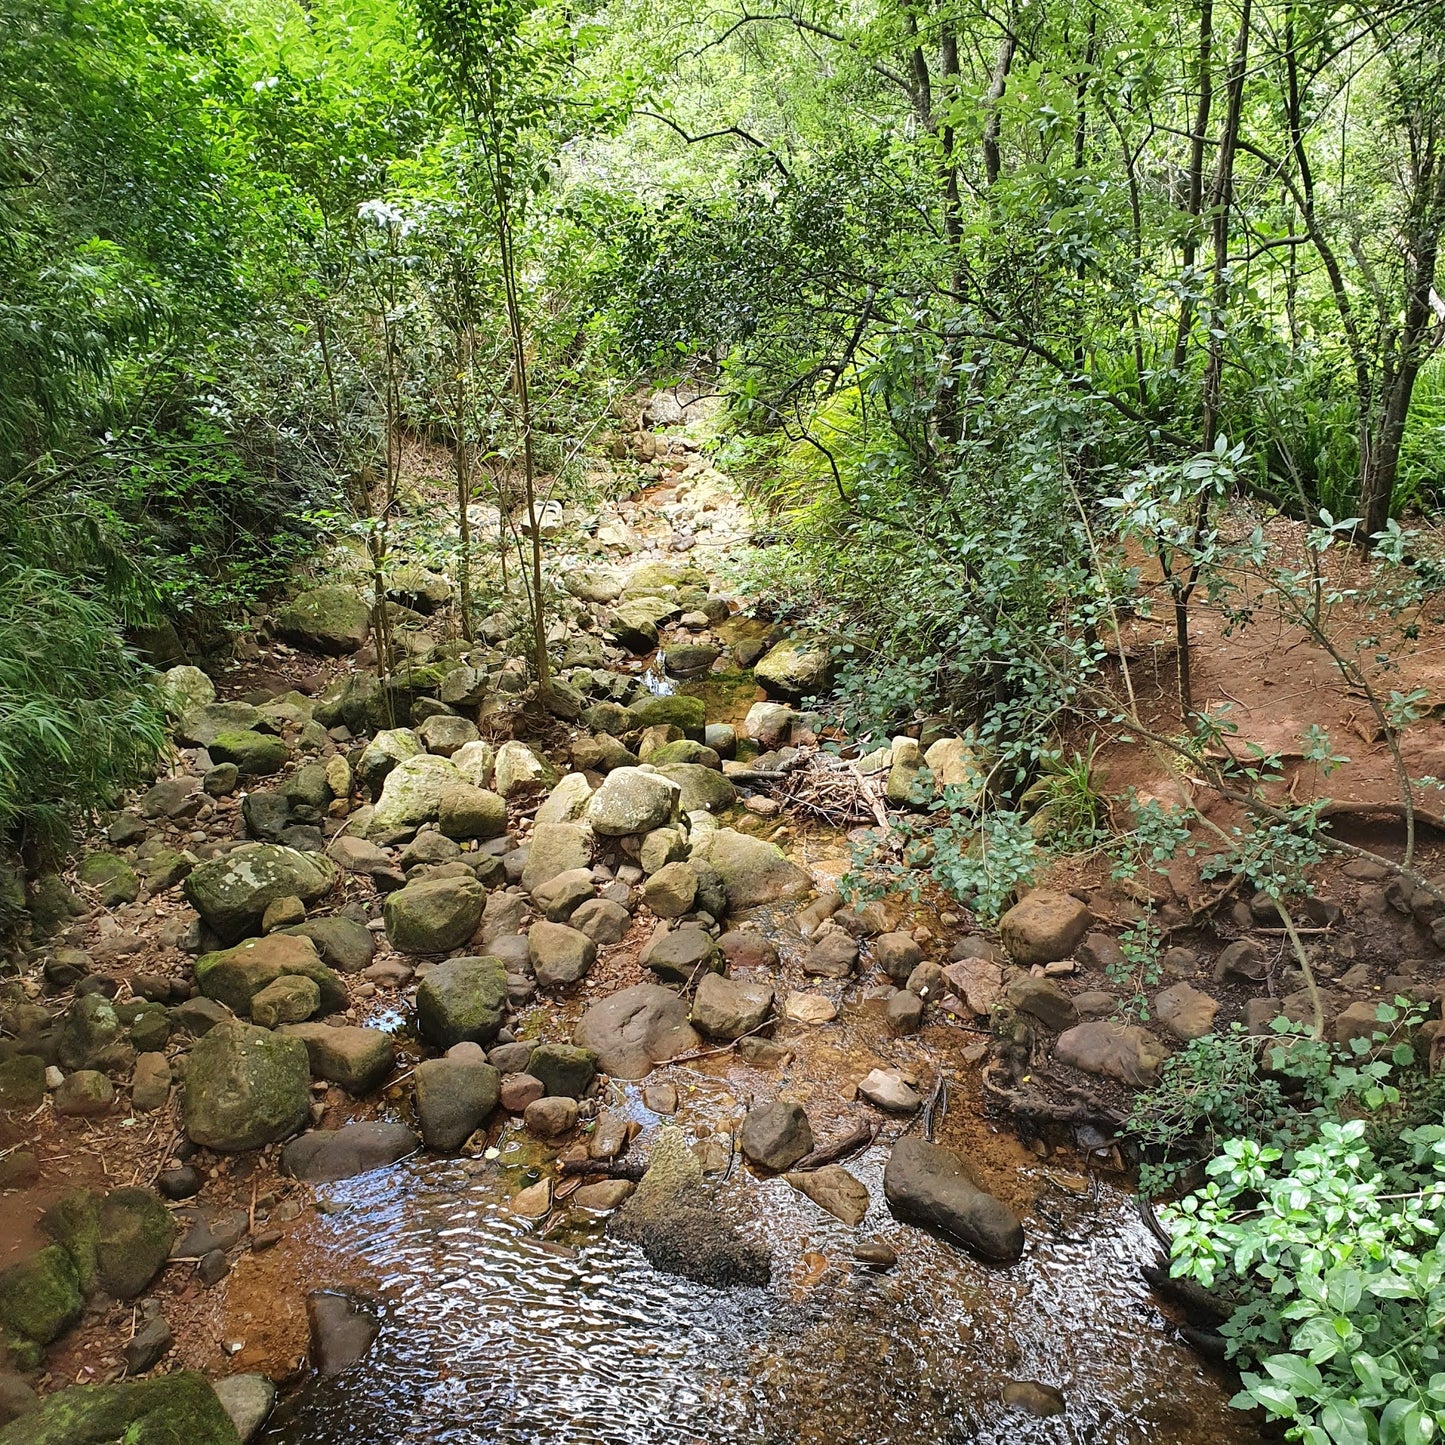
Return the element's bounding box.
[181,1021,310,1152]
[0,1370,242,1444]
[184,845,338,944]
[415,956,509,1048]
[275,585,371,655]
[383,876,486,954]
[195,934,345,1017]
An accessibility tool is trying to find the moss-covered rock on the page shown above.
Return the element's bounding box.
[181,1021,310,1153]
[184,845,338,944]
[0,1247,82,1344]
[627,695,706,739]
[367,754,463,839]
[655,763,736,814]
[40,1191,99,1289]
[0,1056,45,1111]
[75,853,140,907]
[0,1370,242,1444]
[383,877,486,955]
[752,637,835,701]
[207,731,290,778]
[94,1189,175,1299]
[195,934,346,1017]
[415,956,509,1048]
[55,994,123,1072]
[274,585,371,656]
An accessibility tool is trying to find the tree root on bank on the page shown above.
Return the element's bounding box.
[980,1063,1127,1133]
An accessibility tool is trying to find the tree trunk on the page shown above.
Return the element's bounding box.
[1171,0,1214,375]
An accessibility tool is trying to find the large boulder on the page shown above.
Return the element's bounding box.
[195,934,346,1017]
[1055,1021,1168,1087]
[655,764,736,814]
[437,785,507,841]
[368,754,463,839]
[279,1024,394,1095]
[184,846,338,945]
[181,1021,310,1152]
[275,585,371,655]
[587,768,680,837]
[882,1138,1024,1263]
[574,984,699,1079]
[283,916,375,974]
[628,695,706,740]
[414,1058,499,1151]
[281,1121,418,1182]
[415,956,509,1048]
[207,731,289,778]
[383,876,486,954]
[688,828,810,910]
[492,741,556,798]
[753,638,833,700]
[0,1371,242,1445]
[534,773,594,826]
[999,889,1092,966]
[527,1043,596,1099]
[611,1130,770,1288]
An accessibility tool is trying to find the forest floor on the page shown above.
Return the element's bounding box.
[1,399,1441,1442]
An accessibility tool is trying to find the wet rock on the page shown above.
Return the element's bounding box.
[574,984,700,1078]
[883,1138,1024,1263]
[529,921,598,988]
[122,1314,172,1374]
[1005,975,1079,1032]
[184,845,338,944]
[612,1130,771,1288]
[786,1165,869,1226]
[527,1043,597,1099]
[54,1070,115,1117]
[182,1021,310,1152]
[753,638,833,700]
[520,824,593,893]
[212,1375,276,1443]
[999,889,1092,965]
[688,828,810,910]
[1154,982,1219,1041]
[783,991,837,1024]
[196,933,345,1018]
[0,1370,240,1444]
[383,875,486,954]
[0,1245,82,1343]
[691,974,773,1040]
[641,924,719,983]
[587,768,680,836]
[858,1068,923,1112]
[524,1095,579,1138]
[307,1289,379,1376]
[283,1121,418,1182]
[853,1238,897,1269]
[573,1180,634,1211]
[415,956,509,1048]
[1055,1021,1168,1087]
[276,586,371,654]
[571,897,631,944]
[739,1099,813,1171]
[280,1023,394,1094]
[803,926,858,979]
[1003,1381,1066,1417]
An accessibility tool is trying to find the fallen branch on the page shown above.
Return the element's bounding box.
[558,1155,648,1180]
[657,1020,775,1065]
[789,1120,877,1171]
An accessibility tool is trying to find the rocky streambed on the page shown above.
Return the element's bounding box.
[10,412,1425,1442]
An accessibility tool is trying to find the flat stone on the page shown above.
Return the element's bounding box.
[1154,982,1219,1041]
[279,1023,395,1095]
[883,1137,1024,1262]
[283,1121,418,1181]
[783,992,837,1024]
[858,1068,923,1112]
[574,984,699,1079]
[785,1165,869,1226]
[1055,1021,1168,1087]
